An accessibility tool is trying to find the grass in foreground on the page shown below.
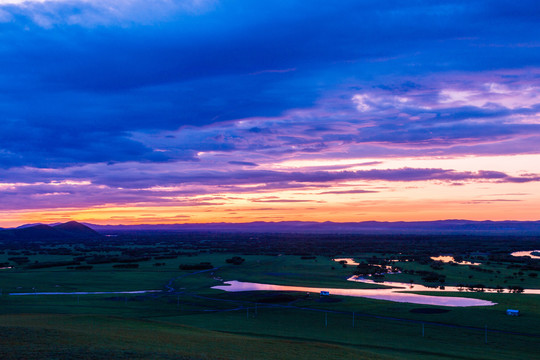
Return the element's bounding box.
[0,313,394,360]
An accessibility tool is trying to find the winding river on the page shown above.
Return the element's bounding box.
[212,279,496,307]
[9,290,162,296]
[212,275,540,307]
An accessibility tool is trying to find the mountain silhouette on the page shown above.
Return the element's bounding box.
[85,220,540,235]
[0,221,102,240]
[53,221,101,238]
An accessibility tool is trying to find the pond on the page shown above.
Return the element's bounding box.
[9,290,162,296]
[333,258,359,266]
[333,258,396,272]
[511,250,540,260]
[430,256,480,266]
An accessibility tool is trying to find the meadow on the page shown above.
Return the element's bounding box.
[0,232,539,359]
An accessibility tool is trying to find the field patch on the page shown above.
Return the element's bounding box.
[410,308,451,314]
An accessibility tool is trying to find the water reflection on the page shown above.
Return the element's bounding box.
[9,290,162,296]
[430,256,480,266]
[212,280,497,307]
[333,258,397,272]
[348,276,540,295]
[511,250,540,260]
[333,258,359,266]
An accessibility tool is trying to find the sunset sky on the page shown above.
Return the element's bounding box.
[0,0,539,226]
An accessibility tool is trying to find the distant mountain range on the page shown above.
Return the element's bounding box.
[2,220,540,239]
[0,221,102,240]
[83,220,540,235]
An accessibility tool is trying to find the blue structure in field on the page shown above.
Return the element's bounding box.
[506,309,519,316]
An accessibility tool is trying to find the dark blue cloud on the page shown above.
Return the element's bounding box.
[80,167,538,189]
[228,161,258,167]
[0,0,539,171]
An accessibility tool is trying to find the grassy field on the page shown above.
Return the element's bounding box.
[0,251,539,359]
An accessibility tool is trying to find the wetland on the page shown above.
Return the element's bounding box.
[0,227,539,359]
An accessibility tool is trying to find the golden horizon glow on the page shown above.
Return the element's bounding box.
[1,177,538,227]
[0,154,538,228]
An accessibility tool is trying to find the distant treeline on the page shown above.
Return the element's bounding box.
[113,263,139,269]
[179,262,213,270]
[0,231,538,274]
[26,261,80,269]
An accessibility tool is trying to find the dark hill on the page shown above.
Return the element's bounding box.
[53,221,101,238]
[86,220,540,235]
[5,224,71,240]
[0,221,102,241]
[16,223,46,229]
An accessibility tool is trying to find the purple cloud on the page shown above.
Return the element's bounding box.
[0,1,539,220]
[319,190,377,195]
[228,161,259,167]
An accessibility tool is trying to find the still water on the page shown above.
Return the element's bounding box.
[332,258,360,265]
[213,273,540,307]
[212,279,496,307]
[511,250,540,260]
[348,276,540,295]
[430,256,480,265]
[9,290,162,296]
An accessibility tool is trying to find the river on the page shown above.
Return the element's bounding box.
[212,279,497,307]
[9,290,162,296]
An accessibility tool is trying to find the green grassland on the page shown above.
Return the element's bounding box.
[0,250,539,359]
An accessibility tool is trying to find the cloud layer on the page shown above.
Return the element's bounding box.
[0,1,539,224]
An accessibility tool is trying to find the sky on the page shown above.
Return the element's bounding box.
[0,0,539,226]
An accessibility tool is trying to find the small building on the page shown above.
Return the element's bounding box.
[506,309,520,316]
[320,291,330,296]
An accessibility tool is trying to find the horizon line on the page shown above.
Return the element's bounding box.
[5,218,540,229]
